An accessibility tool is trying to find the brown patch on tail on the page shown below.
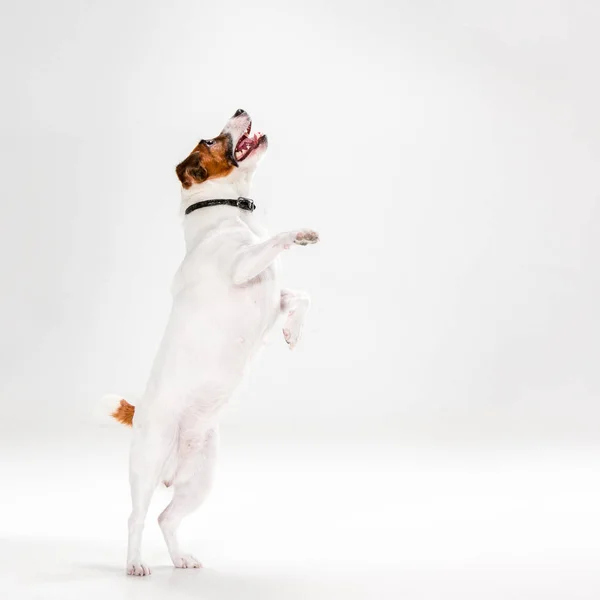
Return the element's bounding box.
[111,399,135,427]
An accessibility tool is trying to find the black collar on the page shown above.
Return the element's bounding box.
[185,196,256,216]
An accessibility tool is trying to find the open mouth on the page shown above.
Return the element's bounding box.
[234,121,264,161]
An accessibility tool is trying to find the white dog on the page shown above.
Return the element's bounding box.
[108,109,318,576]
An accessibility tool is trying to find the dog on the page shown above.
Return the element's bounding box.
[108,109,318,576]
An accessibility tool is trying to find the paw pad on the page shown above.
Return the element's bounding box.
[294,230,319,245]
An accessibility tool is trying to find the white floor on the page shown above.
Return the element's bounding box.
[1,426,599,599]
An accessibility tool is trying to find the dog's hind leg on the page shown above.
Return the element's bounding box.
[158,427,218,568]
[126,423,176,576]
[280,288,311,349]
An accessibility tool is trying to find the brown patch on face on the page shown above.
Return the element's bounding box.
[111,399,135,427]
[176,134,235,188]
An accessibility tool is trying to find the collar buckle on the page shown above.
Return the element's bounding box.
[237,197,255,212]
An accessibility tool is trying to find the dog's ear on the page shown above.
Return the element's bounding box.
[176,152,208,188]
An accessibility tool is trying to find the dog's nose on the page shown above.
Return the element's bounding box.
[233,108,246,117]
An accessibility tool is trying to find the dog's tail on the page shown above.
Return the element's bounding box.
[101,394,135,427]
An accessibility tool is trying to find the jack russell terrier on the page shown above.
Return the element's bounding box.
[108,109,319,576]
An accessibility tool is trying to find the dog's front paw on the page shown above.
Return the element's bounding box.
[127,561,151,576]
[172,554,202,569]
[293,229,319,246]
[283,319,304,350]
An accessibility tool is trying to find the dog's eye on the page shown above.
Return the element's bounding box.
[203,139,215,147]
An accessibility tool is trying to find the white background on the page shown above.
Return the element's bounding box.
[1,1,599,598]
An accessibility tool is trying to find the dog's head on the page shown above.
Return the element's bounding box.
[176,109,268,189]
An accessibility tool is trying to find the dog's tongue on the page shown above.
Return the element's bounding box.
[235,135,251,151]
[235,132,262,152]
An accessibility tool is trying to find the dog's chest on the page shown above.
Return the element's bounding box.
[171,240,281,342]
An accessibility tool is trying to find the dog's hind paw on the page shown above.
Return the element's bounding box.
[126,561,151,576]
[172,554,202,569]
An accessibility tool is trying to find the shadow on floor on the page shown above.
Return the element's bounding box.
[0,535,391,600]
